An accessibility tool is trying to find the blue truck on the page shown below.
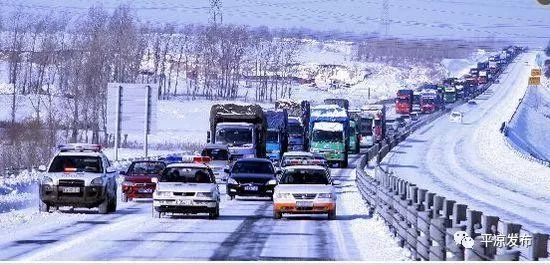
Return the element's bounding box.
[274,99,310,152]
[265,109,289,161]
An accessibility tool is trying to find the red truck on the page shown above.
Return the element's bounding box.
[396,89,413,115]
[420,90,437,114]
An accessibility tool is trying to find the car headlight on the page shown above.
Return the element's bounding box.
[196,192,213,197]
[266,179,277,186]
[317,193,333,199]
[275,192,293,199]
[42,176,53,185]
[90,177,103,186]
[155,191,172,196]
[121,181,134,187]
[228,178,238,185]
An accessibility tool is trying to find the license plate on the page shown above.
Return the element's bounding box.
[60,187,80,193]
[138,188,153,193]
[296,201,313,208]
[176,200,192,205]
[244,185,258,191]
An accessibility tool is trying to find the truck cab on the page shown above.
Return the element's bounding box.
[214,122,257,160]
[308,105,349,168]
[209,104,267,160]
[288,117,304,151]
[444,86,457,103]
[420,91,437,114]
[265,110,289,162]
[396,89,413,114]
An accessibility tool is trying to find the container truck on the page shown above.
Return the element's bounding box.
[444,86,457,103]
[420,90,437,114]
[361,104,386,144]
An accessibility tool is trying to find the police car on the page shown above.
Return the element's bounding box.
[152,163,220,219]
[38,143,118,214]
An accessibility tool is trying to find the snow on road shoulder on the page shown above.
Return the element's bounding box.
[473,52,550,199]
[336,168,410,260]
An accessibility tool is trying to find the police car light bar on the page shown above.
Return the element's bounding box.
[58,143,102,152]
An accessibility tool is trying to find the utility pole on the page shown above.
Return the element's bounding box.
[209,0,223,26]
[380,0,390,36]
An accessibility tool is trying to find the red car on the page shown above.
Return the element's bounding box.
[120,160,166,202]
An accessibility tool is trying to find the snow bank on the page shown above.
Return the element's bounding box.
[440,49,495,78]
[506,81,550,162]
[313,122,344,132]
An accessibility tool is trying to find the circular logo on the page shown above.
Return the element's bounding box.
[537,0,550,5]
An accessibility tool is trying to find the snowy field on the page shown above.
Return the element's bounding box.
[381,52,550,233]
[506,58,550,162]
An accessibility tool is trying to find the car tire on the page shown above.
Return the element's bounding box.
[39,201,50,213]
[98,197,110,214]
[209,207,219,219]
[328,208,336,220]
[273,210,282,219]
[229,195,235,200]
[108,193,117,213]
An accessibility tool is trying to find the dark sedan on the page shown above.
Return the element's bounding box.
[225,158,278,200]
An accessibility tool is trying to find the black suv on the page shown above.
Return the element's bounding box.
[225,158,278,200]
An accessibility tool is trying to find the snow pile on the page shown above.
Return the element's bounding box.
[311,105,348,118]
[313,122,344,132]
[440,49,495,78]
[506,81,550,162]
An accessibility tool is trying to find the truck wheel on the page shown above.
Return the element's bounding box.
[39,201,50,213]
[273,210,282,219]
[229,195,235,200]
[328,208,336,220]
[98,197,110,214]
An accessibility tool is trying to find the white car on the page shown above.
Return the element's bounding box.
[449,111,463,123]
[152,163,220,219]
[273,165,338,219]
[38,143,118,214]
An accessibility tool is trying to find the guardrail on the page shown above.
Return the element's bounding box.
[356,99,550,261]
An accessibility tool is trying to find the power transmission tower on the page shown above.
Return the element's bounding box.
[380,0,390,36]
[209,0,223,26]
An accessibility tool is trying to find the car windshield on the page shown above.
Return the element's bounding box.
[267,130,279,142]
[280,169,329,184]
[422,99,435,104]
[288,123,302,135]
[232,161,274,174]
[216,127,252,146]
[160,167,214,183]
[49,156,103,173]
[201,148,229,160]
[397,98,409,104]
[452,113,461,117]
[127,161,165,174]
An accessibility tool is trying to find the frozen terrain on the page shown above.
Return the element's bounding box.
[381,52,550,233]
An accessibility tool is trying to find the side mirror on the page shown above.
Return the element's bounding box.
[119,171,126,175]
[38,165,47,172]
[151,177,158,183]
[332,180,341,186]
[224,168,230,174]
[207,131,211,143]
[106,166,116,174]
[276,169,282,175]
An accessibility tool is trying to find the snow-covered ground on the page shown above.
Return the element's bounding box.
[506,57,550,162]
[0,154,409,261]
[381,52,550,233]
